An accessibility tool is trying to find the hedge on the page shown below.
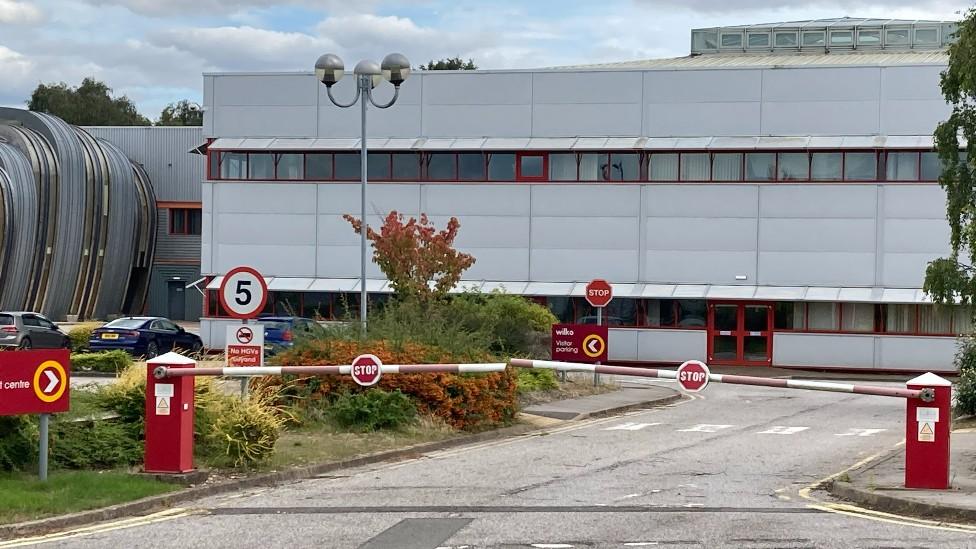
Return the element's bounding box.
[263,339,518,431]
[71,350,133,373]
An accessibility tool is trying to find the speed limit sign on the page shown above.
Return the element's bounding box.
[219,266,268,319]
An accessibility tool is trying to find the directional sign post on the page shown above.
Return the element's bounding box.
[677,360,710,392]
[0,350,71,481]
[585,279,613,386]
[351,354,383,387]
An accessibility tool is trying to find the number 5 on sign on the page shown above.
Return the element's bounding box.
[219,266,269,319]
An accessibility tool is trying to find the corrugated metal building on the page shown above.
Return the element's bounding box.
[84,126,204,321]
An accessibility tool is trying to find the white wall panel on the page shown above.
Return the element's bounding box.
[880,66,945,101]
[532,217,638,249]
[428,215,529,248]
[531,249,638,282]
[317,184,420,216]
[646,250,756,284]
[761,101,880,135]
[217,244,315,276]
[608,328,639,361]
[213,106,317,137]
[646,102,762,137]
[316,245,384,278]
[213,75,317,106]
[760,252,876,286]
[879,337,956,372]
[760,218,875,252]
[317,215,361,245]
[881,253,937,288]
[884,185,947,219]
[646,218,757,251]
[458,247,530,281]
[533,104,643,136]
[422,73,532,105]
[217,213,315,245]
[422,105,533,137]
[217,183,316,214]
[535,71,644,103]
[760,186,876,218]
[883,219,951,253]
[881,100,951,135]
[644,70,762,103]
[317,105,423,138]
[636,329,707,362]
[533,186,641,216]
[646,185,758,217]
[773,333,875,368]
[424,185,530,216]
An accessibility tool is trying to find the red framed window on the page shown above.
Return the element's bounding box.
[169,208,202,235]
[516,152,547,181]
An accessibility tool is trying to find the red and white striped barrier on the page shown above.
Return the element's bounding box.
[508,358,934,401]
[153,363,506,379]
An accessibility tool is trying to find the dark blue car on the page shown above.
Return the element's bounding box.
[259,316,324,355]
[89,316,203,358]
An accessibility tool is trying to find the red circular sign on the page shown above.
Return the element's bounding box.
[236,327,253,344]
[351,354,383,387]
[218,266,269,320]
[677,360,710,392]
[585,279,613,308]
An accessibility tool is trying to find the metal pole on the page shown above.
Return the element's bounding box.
[240,319,249,399]
[594,307,602,387]
[360,74,369,338]
[39,413,49,481]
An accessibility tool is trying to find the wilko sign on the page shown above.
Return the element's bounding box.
[677,360,710,392]
[225,324,264,367]
[551,324,608,364]
[351,354,382,386]
[0,350,71,416]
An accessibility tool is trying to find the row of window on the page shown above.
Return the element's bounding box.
[692,25,949,53]
[208,150,945,183]
[204,290,972,336]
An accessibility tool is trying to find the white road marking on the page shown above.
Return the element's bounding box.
[757,426,809,435]
[624,544,660,547]
[834,428,887,437]
[676,424,733,433]
[603,422,661,431]
[531,545,574,548]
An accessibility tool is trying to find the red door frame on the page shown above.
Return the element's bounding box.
[707,301,774,366]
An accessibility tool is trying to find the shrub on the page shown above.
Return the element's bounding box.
[0,416,38,472]
[71,350,133,373]
[954,337,976,416]
[207,392,288,468]
[330,389,416,431]
[50,419,142,469]
[267,339,518,430]
[517,368,559,393]
[67,322,103,353]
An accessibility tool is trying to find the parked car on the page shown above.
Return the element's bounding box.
[89,316,203,358]
[0,312,70,349]
[257,316,325,355]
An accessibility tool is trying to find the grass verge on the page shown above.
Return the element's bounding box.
[518,372,619,407]
[0,471,177,525]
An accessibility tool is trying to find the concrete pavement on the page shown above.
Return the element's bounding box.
[8,378,976,548]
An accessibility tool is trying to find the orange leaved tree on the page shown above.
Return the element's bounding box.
[344,211,475,300]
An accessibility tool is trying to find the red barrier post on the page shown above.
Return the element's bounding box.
[145,352,195,474]
[905,373,952,489]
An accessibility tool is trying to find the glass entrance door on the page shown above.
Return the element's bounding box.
[708,302,773,366]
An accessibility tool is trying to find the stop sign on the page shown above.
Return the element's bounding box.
[351,354,383,387]
[585,279,613,308]
[676,360,710,392]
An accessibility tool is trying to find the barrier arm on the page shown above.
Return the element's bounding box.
[153,363,507,379]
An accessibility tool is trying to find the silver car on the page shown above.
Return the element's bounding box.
[0,312,70,350]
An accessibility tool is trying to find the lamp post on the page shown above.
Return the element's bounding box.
[315,52,410,336]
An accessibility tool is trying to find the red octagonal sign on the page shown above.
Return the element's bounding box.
[351,354,383,387]
[677,360,710,392]
[585,279,613,308]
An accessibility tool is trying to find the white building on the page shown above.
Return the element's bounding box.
[198,18,965,373]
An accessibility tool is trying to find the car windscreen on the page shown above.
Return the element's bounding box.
[104,319,147,329]
[0,315,12,325]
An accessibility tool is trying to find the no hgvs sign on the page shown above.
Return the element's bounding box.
[677,360,710,392]
[351,354,382,387]
[585,279,613,308]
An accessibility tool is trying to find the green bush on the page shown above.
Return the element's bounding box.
[330,389,417,432]
[51,420,142,469]
[206,392,288,468]
[954,337,976,416]
[67,323,103,353]
[71,350,133,373]
[0,416,38,472]
[517,368,559,393]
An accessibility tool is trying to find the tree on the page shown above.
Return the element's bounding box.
[157,100,204,126]
[419,57,477,70]
[925,11,976,306]
[27,78,151,126]
[344,211,475,301]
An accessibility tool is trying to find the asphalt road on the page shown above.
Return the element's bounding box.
[10,379,976,548]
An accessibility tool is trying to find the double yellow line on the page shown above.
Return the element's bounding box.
[0,508,196,548]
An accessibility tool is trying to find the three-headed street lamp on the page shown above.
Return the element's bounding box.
[314,52,411,335]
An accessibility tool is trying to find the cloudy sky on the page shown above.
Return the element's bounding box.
[0,0,970,120]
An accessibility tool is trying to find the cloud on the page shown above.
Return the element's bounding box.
[76,0,392,17]
[632,0,969,16]
[150,26,337,71]
[0,0,43,24]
